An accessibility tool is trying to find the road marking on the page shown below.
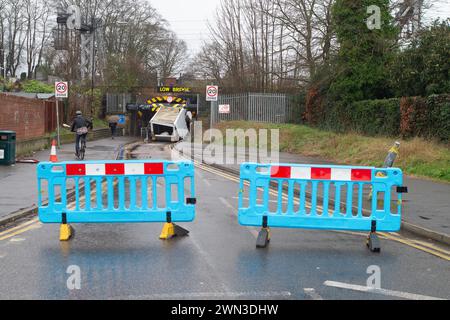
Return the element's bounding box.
[188,234,231,293]
[235,196,278,204]
[379,232,450,261]
[0,224,42,241]
[219,197,237,212]
[111,291,292,300]
[9,238,26,243]
[0,218,39,237]
[304,288,324,300]
[0,179,118,242]
[219,197,259,239]
[196,170,211,187]
[409,239,450,254]
[324,281,446,300]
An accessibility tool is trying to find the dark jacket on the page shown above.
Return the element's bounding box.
[71,116,93,133]
[109,121,118,128]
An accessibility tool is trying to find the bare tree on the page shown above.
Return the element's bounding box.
[23,0,52,79]
[155,33,187,79]
[4,0,26,77]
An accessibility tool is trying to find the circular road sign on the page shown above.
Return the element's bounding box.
[56,82,68,95]
[207,86,218,98]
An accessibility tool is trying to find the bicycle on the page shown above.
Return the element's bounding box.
[77,135,87,160]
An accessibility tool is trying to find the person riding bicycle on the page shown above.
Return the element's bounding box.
[71,111,93,158]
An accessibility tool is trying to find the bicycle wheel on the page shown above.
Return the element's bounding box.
[79,140,86,160]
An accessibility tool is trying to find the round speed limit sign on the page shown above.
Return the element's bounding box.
[206,85,219,101]
[55,81,69,98]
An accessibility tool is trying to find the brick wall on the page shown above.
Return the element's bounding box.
[0,93,49,141]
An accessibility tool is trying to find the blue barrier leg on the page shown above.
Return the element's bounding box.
[367,221,381,253]
[160,212,190,240]
[256,216,271,249]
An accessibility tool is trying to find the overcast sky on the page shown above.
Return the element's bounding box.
[151,0,450,56]
[150,0,218,57]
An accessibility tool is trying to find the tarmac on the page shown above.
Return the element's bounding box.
[0,140,448,300]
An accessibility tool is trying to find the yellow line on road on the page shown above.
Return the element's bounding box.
[0,218,39,237]
[0,224,42,241]
[379,232,450,260]
[0,179,114,242]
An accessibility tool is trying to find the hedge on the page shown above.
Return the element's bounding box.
[311,94,449,141]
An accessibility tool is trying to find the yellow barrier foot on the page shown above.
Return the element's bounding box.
[160,223,175,240]
[60,224,73,242]
[367,233,381,253]
[159,223,190,240]
[256,228,271,249]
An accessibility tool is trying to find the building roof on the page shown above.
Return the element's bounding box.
[2,92,55,100]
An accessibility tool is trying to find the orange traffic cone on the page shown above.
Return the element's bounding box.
[49,139,58,163]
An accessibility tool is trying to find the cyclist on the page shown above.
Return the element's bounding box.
[70,111,93,159]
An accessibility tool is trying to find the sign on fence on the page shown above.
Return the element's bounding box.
[219,104,231,114]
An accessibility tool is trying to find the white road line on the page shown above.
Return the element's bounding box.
[219,197,259,239]
[196,170,212,187]
[219,197,237,212]
[9,238,26,243]
[304,288,324,300]
[234,196,278,204]
[324,281,446,300]
[111,291,292,300]
[188,234,231,293]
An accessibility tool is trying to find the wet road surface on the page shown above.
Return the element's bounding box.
[0,142,449,300]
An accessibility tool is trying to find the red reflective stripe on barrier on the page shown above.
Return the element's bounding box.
[105,163,125,175]
[271,166,291,178]
[144,163,164,175]
[312,168,331,180]
[66,164,86,176]
[351,169,372,181]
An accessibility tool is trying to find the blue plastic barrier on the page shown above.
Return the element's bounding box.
[37,160,196,240]
[238,163,406,250]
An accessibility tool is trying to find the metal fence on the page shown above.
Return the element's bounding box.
[106,93,133,114]
[211,93,299,124]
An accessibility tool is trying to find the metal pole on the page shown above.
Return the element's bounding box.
[90,19,95,118]
[197,93,199,119]
[210,100,213,143]
[56,99,61,148]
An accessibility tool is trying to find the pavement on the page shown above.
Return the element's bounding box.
[0,141,449,300]
[0,136,136,220]
[174,142,450,242]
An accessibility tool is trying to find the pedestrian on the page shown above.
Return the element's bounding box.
[109,118,118,140]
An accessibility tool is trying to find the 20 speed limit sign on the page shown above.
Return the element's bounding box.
[206,85,219,101]
[55,82,69,98]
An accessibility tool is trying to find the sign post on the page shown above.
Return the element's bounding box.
[55,82,69,148]
[206,85,219,143]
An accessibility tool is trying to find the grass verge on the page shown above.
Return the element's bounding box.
[215,121,450,183]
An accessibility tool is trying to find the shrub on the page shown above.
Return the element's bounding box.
[351,98,400,136]
[312,94,449,141]
[22,80,53,93]
[426,94,450,142]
